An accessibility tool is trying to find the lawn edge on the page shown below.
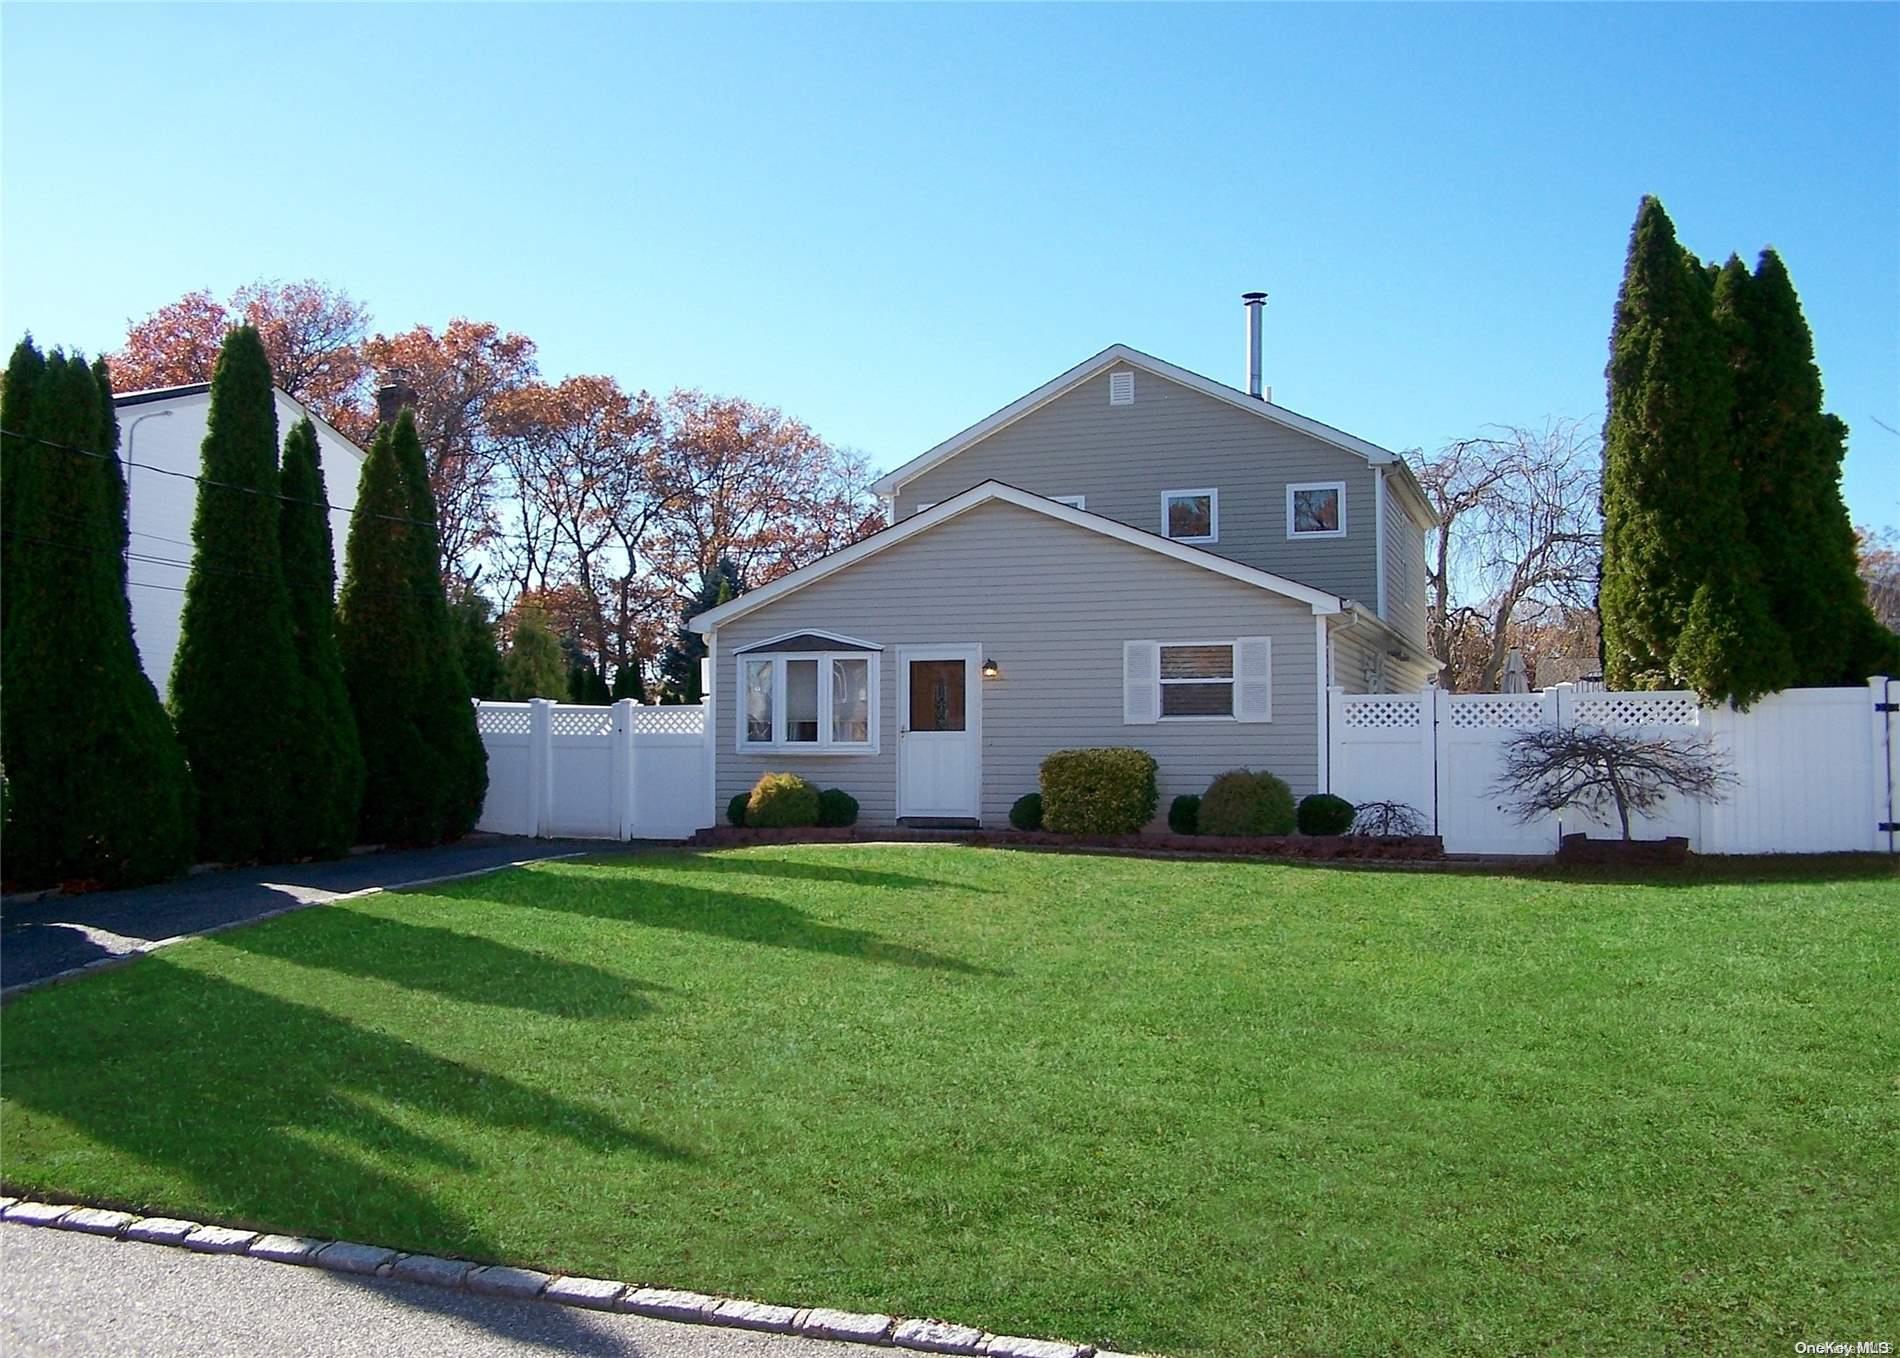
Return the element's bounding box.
[0,852,591,1004]
[0,1201,1140,1358]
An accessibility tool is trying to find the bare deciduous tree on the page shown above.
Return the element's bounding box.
[1857,525,1900,634]
[1349,801,1428,837]
[1492,725,1734,841]
[1418,420,1601,692]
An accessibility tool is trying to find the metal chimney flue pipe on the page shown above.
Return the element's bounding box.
[1242,292,1267,399]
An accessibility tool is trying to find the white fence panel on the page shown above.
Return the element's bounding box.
[473,698,711,841]
[1328,680,1894,857]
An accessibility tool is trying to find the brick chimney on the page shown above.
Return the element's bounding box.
[376,381,418,425]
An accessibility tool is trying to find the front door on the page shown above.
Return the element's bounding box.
[897,645,981,821]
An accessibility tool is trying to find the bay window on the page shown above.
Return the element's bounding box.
[738,644,878,752]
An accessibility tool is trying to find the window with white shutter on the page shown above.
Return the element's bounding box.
[1122,641,1159,724]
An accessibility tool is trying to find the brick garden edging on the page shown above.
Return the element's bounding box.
[0,1197,1140,1358]
[693,824,1444,861]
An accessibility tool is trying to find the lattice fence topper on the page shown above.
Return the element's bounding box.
[632,706,706,736]
[475,705,532,736]
[1570,692,1700,728]
[1447,695,1547,730]
[1340,695,1423,729]
[550,707,615,738]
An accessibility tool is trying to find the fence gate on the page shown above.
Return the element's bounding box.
[1881,676,1899,855]
[473,699,712,841]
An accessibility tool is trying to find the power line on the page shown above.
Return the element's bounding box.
[0,424,438,531]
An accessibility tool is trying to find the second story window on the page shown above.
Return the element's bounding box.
[1287,481,1346,538]
[1161,488,1218,544]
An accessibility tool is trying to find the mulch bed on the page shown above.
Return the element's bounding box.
[1555,833,1690,867]
[693,825,1444,860]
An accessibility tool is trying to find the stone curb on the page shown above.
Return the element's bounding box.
[0,1200,1126,1357]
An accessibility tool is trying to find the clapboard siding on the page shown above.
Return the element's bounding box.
[894,366,1382,610]
[1381,470,1429,648]
[714,501,1324,827]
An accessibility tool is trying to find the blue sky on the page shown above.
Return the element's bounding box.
[4,3,1896,524]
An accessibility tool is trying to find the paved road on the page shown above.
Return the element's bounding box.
[1,836,619,992]
[1,1225,886,1358]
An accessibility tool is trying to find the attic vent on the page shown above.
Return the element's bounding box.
[1108,371,1134,406]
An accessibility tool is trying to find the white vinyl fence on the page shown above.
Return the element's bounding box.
[1329,678,1899,856]
[474,699,713,841]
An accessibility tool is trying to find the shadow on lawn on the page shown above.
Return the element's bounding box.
[203,908,668,1019]
[1,957,692,1261]
[462,875,1002,977]
[574,851,997,894]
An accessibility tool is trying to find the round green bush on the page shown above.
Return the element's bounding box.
[1296,792,1356,836]
[816,787,859,827]
[1197,769,1296,837]
[726,792,749,827]
[1168,793,1201,835]
[745,772,820,828]
[1009,792,1043,831]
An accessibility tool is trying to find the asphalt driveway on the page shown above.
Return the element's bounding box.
[1,836,615,993]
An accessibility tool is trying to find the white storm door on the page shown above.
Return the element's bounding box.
[896,646,981,819]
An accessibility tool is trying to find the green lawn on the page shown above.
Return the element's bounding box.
[3,847,1895,1356]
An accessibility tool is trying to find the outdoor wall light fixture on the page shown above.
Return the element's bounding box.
[981,658,1001,679]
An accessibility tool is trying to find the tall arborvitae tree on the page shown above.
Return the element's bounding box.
[610,660,646,702]
[169,326,316,861]
[390,408,487,836]
[450,589,504,701]
[1716,251,1899,685]
[567,660,611,705]
[1599,197,1791,706]
[1,345,195,887]
[2,337,48,637]
[658,558,742,703]
[339,419,443,842]
[278,417,364,855]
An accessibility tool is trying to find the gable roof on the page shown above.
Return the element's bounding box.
[691,480,1345,635]
[868,343,1437,528]
[114,382,369,460]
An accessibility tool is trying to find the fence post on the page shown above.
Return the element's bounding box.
[1425,683,1444,834]
[613,698,637,840]
[528,698,553,837]
[1872,676,1894,854]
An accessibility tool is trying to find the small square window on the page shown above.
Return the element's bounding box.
[1287,482,1346,538]
[1162,489,1218,543]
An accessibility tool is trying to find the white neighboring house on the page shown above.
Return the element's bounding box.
[115,382,368,697]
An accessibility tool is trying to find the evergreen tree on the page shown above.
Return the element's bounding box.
[340,419,441,842]
[2,337,47,637]
[498,605,567,699]
[1716,251,1899,685]
[567,660,611,705]
[658,558,741,703]
[169,326,315,860]
[610,661,646,703]
[450,589,504,701]
[1598,197,1790,706]
[278,417,364,855]
[1,344,195,887]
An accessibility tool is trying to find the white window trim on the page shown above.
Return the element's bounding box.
[1287,480,1347,539]
[738,651,880,754]
[1124,637,1272,725]
[1049,494,1086,509]
[1161,487,1219,544]
[1157,640,1238,722]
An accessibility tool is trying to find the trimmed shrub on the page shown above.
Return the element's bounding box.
[1168,794,1201,836]
[1198,769,1296,837]
[746,772,819,828]
[726,792,749,827]
[1008,792,1043,831]
[1039,748,1158,835]
[817,787,859,827]
[1296,792,1355,836]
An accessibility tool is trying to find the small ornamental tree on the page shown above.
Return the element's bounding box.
[1491,725,1734,841]
[278,417,364,856]
[499,605,568,699]
[169,325,313,862]
[1,344,195,888]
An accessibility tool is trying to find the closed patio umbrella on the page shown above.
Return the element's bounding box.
[1500,646,1529,693]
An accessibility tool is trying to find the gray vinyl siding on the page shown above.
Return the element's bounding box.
[1328,615,1439,696]
[713,501,1324,828]
[1380,471,1430,649]
[894,365,1381,610]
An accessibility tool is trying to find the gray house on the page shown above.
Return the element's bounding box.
[691,302,1437,828]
